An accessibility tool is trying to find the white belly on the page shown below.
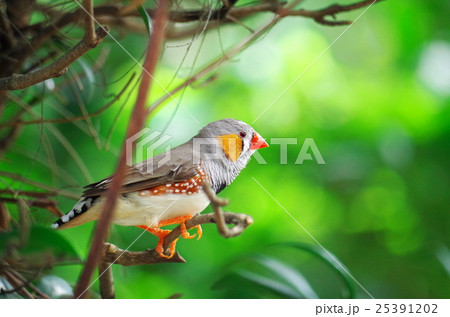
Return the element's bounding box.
[87,191,210,227]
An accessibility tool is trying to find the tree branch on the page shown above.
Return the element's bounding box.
[0,26,109,91]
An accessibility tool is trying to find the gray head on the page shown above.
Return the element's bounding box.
[193,118,268,193]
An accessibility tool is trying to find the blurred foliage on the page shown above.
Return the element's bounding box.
[213,243,356,299]
[0,226,79,261]
[1,0,450,298]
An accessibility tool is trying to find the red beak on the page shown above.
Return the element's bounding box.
[250,132,269,150]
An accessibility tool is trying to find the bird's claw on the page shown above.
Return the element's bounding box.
[156,238,178,259]
[139,216,203,258]
[181,222,196,239]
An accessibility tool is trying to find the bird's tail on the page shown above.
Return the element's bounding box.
[51,196,99,229]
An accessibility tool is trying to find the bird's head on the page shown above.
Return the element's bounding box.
[196,118,268,161]
[194,118,268,192]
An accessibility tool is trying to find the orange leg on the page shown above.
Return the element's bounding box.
[137,215,202,258]
[137,226,178,259]
[157,215,202,240]
[194,224,202,240]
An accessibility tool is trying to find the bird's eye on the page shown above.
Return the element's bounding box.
[239,131,247,138]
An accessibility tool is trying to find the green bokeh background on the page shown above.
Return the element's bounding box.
[1,0,449,298]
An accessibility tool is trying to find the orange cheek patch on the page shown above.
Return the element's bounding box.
[216,134,242,162]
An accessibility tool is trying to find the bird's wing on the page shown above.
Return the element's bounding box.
[82,142,199,197]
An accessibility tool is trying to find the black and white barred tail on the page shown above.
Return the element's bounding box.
[51,196,98,229]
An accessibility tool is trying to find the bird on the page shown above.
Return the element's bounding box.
[51,118,268,258]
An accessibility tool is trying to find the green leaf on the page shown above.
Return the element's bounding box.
[252,255,319,299]
[280,242,356,299]
[214,254,319,298]
[138,6,152,35]
[236,268,300,298]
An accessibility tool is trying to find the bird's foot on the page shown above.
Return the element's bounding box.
[137,226,176,258]
[180,221,196,239]
[158,215,202,240]
[138,215,203,258]
[156,237,178,259]
[193,224,202,240]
